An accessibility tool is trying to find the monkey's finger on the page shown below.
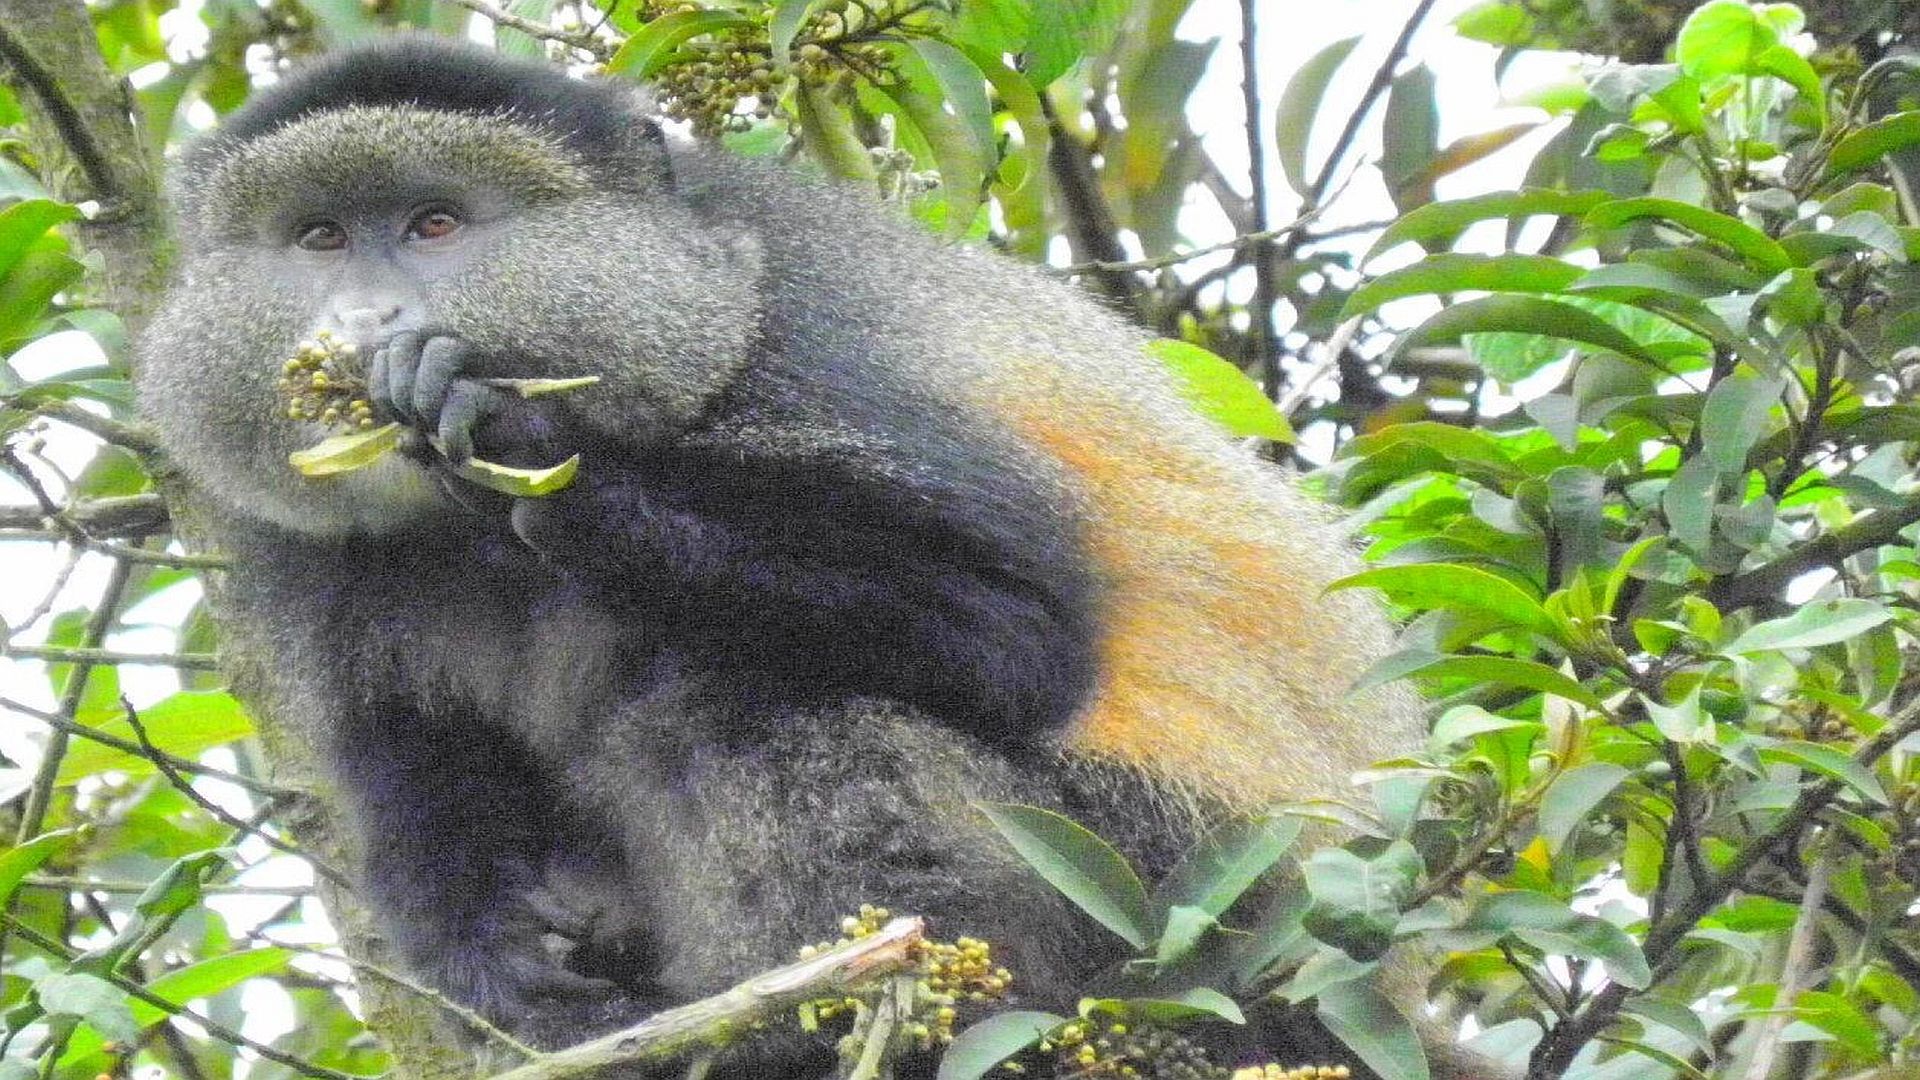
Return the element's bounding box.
[413,336,472,429]
[383,330,424,424]
[437,381,502,464]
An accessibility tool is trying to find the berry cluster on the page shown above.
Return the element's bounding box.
[798,905,1010,1051]
[636,0,936,136]
[1035,1016,1350,1080]
[278,330,376,430]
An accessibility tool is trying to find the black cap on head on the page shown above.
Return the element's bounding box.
[196,36,650,162]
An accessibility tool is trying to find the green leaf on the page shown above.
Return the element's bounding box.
[58,692,253,783]
[1146,339,1295,442]
[1341,254,1584,320]
[1302,842,1421,962]
[606,10,755,77]
[1699,371,1785,473]
[0,830,76,906]
[1156,813,1301,918]
[1099,988,1245,1025]
[1827,112,1920,180]
[872,43,992,235]
[447,453,581,497]
[1676,0,1781,81]
[1326,564,1556,637]
[768,0,826,71]
[1386,295,1672,370]
[1377,654,1604,709]
[936,1011,1065,1080]
[481,375,602,398]
[794,81,878,182]
[1458,892,1652,988]
[494,0,556,58]
[1430,706,1539,747]
[1663,455,1719,554]
[1586,197,1794,275]
[1724,598,1893,654]
[1644,686,1715,744]
[288,421,403,476]
[0,246,84,342]
[60,949,292,1062]
[1592,1036,1713,1079]
[1453,2,1533,46]
[1151,905,1215,967]
[1757,741,1888,804]
[978,803,1153,949]
[1314,979,1430,1080]
[1365,189,1611,263]
[1021,0,1128,88]
[1539,763,1630,853]
[0,200,78,281]
[1382,65,1439,211]
[37,973,138,1045]
[1275,36,1361,197]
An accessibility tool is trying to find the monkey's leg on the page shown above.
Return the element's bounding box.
[330,700,652,1045]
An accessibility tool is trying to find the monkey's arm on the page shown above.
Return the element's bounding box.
[512,448,1101,746]
[329,698,646,1041]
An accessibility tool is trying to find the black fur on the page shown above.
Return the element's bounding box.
[191,37,655,165]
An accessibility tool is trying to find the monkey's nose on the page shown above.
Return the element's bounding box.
[335,304,404,343]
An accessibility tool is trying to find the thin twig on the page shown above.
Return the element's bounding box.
[0,493,170,535]
[2,644,220,669]
[1237,0,1280,397]
[1052,209,1327,277]
[26,400,163,456]
[0,695,292,798]
[27,877,312,896]
[1277,315,1363,416]
[121,696,352,888]
[1304,0,1441,209]
[2,915,358,1080]
[245,932,537,1058]
[440,0,612,60]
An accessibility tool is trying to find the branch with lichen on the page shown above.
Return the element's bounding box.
[487,916,928,1080]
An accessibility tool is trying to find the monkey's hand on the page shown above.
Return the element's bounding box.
[367,330,564,467]
[423,909,655,1047]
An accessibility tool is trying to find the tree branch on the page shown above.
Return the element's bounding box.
[489,917,927,1080]
[1709,493,1920,611]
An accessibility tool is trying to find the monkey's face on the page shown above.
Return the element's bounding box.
[138,106,763,537]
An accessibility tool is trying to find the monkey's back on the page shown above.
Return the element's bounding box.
[689,153,1423,814]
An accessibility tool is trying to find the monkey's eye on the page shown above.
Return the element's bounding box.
[294,221,348,252]
[406,205,464,242]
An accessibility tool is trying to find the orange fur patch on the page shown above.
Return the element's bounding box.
[989,359,1411,813]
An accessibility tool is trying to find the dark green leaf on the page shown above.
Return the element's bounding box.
[1585,197,1793,274]
[1341,254,1583,320]
[1539,763,1630,853]
[1275,36,1361,197]
[606,10,755,77]
[1314,979,1430,1080]
[979,803,1153,949]
[935,1011,1065,1080]
[1156,813,1301,918]
[1367,189,1610,263]
[1386,295,1672,370]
